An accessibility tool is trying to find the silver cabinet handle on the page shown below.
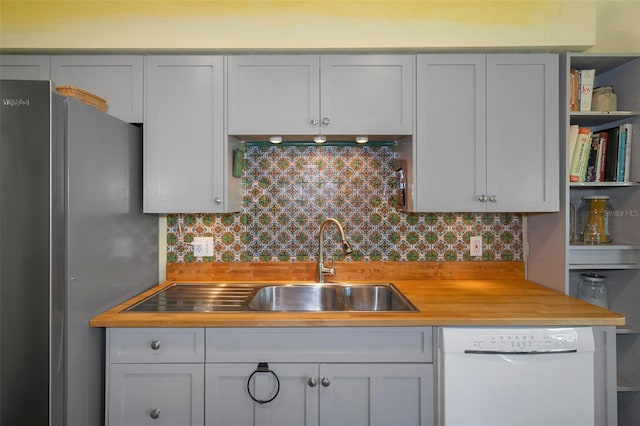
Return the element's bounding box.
[489,195,497,202]
[214,197,222,205]
[322,117,330,126]
[321,377,331,387]
[150,340,161,350]
[150,408,160,419]
[308,377,317,387]
[311,119,319,126]
[478,195,487,202]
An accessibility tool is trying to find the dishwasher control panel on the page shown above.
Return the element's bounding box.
[442,327,595,354]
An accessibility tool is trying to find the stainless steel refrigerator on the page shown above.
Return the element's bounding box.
[0,80,158,426]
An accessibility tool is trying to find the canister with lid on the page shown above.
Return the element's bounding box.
[578,273,608,309]
[591,85,617,111]
[577,195,614,244]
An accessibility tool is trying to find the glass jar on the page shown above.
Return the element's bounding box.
[569,202,575,243]
[577,196,614,244]
[578,273,608,309]
[591,85,617,111]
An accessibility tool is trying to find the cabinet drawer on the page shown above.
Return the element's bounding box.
[108,328,204,363]
[107,363,204,426]
[206,327,433,363]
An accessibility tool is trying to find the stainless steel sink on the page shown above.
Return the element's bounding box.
[247,283,417,312]
[124,282,417,312]
[248,285,340,311]
[341,285,415,311]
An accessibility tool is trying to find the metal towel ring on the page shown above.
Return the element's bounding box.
[246,362,280,404]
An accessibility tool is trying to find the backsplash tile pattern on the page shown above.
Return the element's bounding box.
[166,145,522,263]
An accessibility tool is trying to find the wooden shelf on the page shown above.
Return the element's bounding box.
[569,243,640,269]
[570,182,640,188]
[570,111,640,127]
[570,55,640,75]
[617,324,640,335]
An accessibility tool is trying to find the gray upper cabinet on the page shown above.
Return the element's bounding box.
[144,56,241,214]
[227,55,413,136]
[227,55,320,135]
[485,55,559,212]
[0,55,50,80]
[50,55,143,122]
[319,55,414,135]
[413,53,558,212]
[414,54,486,212]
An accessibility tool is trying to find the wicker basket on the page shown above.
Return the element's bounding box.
[56,86,107,112]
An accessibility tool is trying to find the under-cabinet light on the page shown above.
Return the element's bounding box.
[313,135,326,144]
[355,136,368,144]
[269,136,283,144]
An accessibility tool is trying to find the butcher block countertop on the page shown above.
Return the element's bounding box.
[90,262,625,328]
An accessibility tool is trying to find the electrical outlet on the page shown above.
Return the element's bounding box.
[470,236,482,257]
[193,237,214,257]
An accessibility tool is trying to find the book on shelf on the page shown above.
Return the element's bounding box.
[603,126,620,182]
[597,123,634,182]
[623,123,633,181]
[584,132,601,182]
[569,127,592,182]
[568,124,579,164]
[617,126,628,181]
[595,132,608,182]
[616,123,633,182]
[578,69,596,112]
[569,69,579,112]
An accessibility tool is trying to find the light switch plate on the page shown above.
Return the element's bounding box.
[193,237,214,257]
[470,236,482,257]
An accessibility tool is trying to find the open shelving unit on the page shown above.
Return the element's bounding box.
[527,53,640,426]
[569,54,640,426]
[569,54,640,425]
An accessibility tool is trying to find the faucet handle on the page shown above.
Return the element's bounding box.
[325,255,334,271]
[320,255,335,279]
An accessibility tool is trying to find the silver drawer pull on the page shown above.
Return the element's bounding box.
[150,340,161,350]
[150,408,160,419]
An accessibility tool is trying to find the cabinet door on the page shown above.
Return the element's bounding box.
[227,55,320,135]
[415,54,487,211]
[321,55,414,135]
[205,363,319,426]
[107,363,204,426]
[50,55,143,122]
[486,54,559,212]
[0,55,50,79]
[144,56,229,213]
[319,364,434,426]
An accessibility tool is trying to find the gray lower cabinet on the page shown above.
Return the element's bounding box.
[106,328,206,426]
[409,53,559,212]
[0,55,50,79]
[108,363,205,426]
[106,327,434,426]
[143,55,242,213]
[227,54,414,136]
[205,363,432,426]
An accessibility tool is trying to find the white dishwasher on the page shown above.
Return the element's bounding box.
[440,327,595,426]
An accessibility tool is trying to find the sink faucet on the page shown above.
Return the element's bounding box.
[317,218,353,283]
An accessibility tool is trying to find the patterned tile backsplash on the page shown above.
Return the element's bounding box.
[166,144,522,263]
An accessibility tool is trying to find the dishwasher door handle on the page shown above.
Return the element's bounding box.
[464,349,578,355]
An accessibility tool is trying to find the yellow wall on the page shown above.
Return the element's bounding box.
[5,0,632,51]
[592,0,640,52]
